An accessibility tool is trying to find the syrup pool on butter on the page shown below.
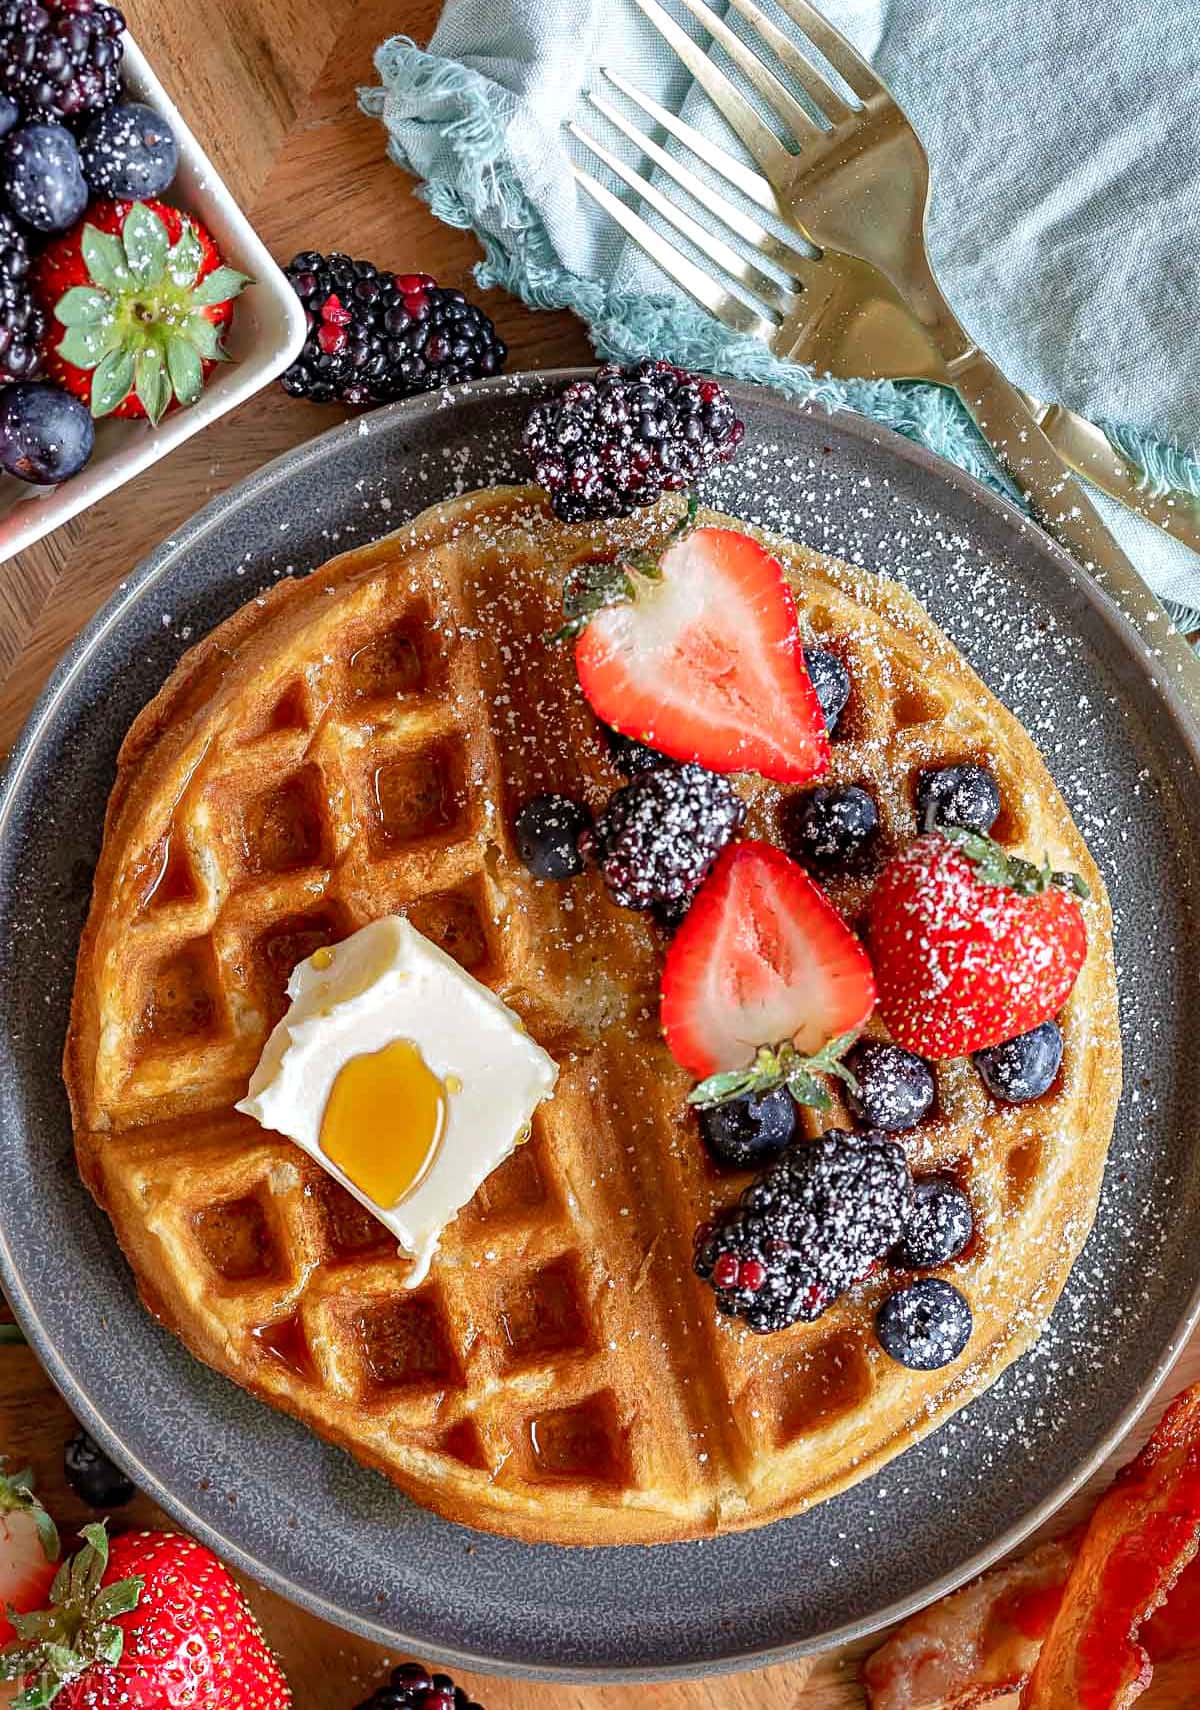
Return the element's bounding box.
[236,916,559,1285]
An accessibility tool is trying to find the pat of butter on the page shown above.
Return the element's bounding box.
[236,916,558,1286]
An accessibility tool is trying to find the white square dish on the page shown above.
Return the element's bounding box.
[0,32,307,564]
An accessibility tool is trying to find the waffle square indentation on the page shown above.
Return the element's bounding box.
[139,938,221,1044]
[526,1395,628,1484]
[403,886,489,972]
[241,766,329,877]
[313,1178,396,1263]
[355,1296,462,1393]
[370,743,466,850]
[470,1142,547,1223]
[498,1256,591,1369]
[192,1195,277,1282]
[254,906,349,1024]
[780,1331,872,1441]
[347,615,439,700]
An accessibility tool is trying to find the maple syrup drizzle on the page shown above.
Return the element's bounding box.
[319,1039,446,1208]
[251,1313,315,1381]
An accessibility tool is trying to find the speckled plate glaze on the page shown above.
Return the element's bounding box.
[2,374,1200,1682]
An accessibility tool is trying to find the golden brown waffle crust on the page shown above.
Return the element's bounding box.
[65,487,1121,1547]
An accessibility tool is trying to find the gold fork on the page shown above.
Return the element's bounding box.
[572,67,1200,558]
[585,0,1200,720]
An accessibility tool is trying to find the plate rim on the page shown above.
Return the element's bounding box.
[3,370,1200,1683]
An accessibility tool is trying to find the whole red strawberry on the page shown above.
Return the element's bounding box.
[32,200,251,424]
[0,1523,290,1709]
[867,830,1089,1059]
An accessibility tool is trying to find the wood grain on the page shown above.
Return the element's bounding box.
[0,4,1195,1707]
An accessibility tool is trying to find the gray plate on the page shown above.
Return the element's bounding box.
[2,374,1200,1683]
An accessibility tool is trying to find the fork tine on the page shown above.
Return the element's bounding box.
[769,0,883,103]
[628,0,793,179]
[723,0,855,123]
[667,0,828,141]
[570,122,799,317]
[584,92,816,276]
[570,163,778,342]
[601,68,779,213]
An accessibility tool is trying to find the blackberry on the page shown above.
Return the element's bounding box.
[698,1086,796,1170]
[845,1040,935,1133]
[876,1277,972,1369]
[603,723,674,777]
[353,1663,484,1710]
[803,646,851,736]
[514,792,590,880]
[280,254,507,406]
[0,0,125,127]
[916,762,1001,836]
[894,1176,974,1269]
[781,784,879,870]
[695,1130,913,1333]
[0,210,43,382]
[64,1428,135,1508]
[523,360,745,523]
[974,1020,1063,1103]
[582,761,744,911]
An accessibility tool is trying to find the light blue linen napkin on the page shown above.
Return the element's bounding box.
[360,0,1200,626]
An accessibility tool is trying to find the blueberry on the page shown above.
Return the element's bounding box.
[514,793,590,879]
[894,1176,974,1268]
[80,101,179,200]
[603,724,673,777]
[64,1429,135,1509]
[0,383,94,485]
[782,784,879,869]
[916,763,1000,836]
[1,122,87,233]
[845,1040,935,1133]
[803,646,851,735]
[973,1020,1063,1103]
[0,95,18,140]
[876,1278,972,1369]
[697,1087,797,1169]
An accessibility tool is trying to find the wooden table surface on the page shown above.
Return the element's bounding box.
[2,4,1197,1707]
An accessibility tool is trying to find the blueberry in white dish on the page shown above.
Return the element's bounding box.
[80,101,179,199]
[1,121,87,232]
[0,381,94,483]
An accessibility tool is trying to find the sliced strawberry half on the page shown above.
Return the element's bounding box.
[0,1462,59,1645]
[661,840,876,1081]
[573,525,829,783]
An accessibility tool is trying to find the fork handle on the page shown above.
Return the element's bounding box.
[944,345,1200,725]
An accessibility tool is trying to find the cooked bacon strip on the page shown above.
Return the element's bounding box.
[1023,1384,1200,1709]
[862,1534,1078,1710]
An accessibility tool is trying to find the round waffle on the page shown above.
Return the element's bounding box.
[65,486,1121,1546]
